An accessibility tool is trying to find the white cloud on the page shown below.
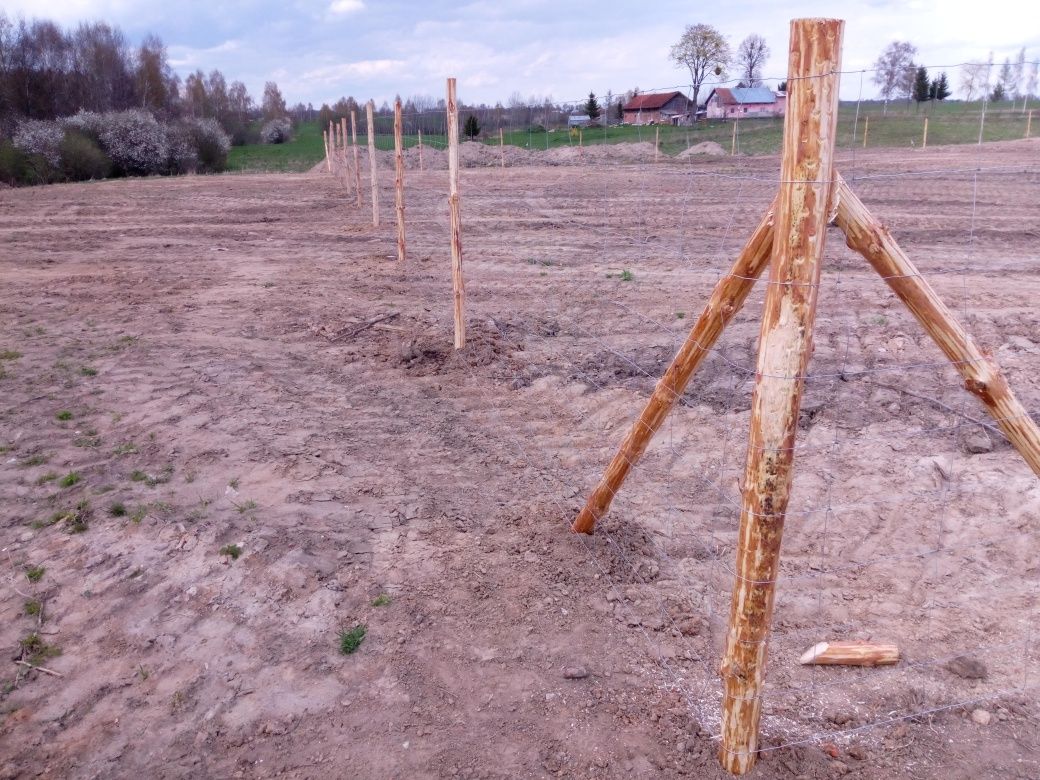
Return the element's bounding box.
[328,0,365,14]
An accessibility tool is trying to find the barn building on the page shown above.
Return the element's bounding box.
[705,87,786,119]
[622,91,691,125]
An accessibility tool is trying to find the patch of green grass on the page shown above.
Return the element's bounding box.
[0,349,22,360]
[371,593,392,607]
[56,410,73,421]
[339,625,367,655]
[109,502,127,517]
[36,472,58,486]
[20,633,61,665]
[219,543,242,560]
[58,471,81,488]
[228,477,240,490]
[619,269,634,282]
[80,366,98,377]
[236,499,258,514]
[31,513,62,529]
[19,454,48,468]
[130,505,147,524]
[24,599,41,616]
[226,122,325,173]
[25,565,45,583]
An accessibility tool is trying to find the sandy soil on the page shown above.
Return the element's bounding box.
[1,140,1039,779]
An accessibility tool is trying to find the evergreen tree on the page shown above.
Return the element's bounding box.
[463,114,480,138]
[932,72,951,100]
[912,66,930,104]
[990,82,1006,102]
[584,92,601,121]
[615,100,624,122]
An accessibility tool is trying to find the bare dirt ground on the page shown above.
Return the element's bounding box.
[1,140,1038,779]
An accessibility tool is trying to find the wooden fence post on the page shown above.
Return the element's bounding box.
[499,127,505,168]
[366,100,379,227]
[730,120,737,155]
[446,77,465,349]
[922,116,929,149]
[340,117,349,190]
[323,129,331,172]
[718,18,843,775]
[655,126,660,161]
[418,129,424,172]
[351,110,362,209]
[394,98,406,263]
[862,114,869,147]
[1027,109,1033,138]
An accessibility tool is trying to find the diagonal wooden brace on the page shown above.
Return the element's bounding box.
[833,174,1040,477]
[572,200,777,534]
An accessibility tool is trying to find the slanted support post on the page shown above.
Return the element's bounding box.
[446,77,465,349]
[571,202,777,534]
[833,174,1040,477]
[394,98,406,263]
[922,116,929,149]
[719,18,844,775]
[366,100,379,227]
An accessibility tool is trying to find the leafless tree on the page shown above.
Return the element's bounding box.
[873,40,917,112]
[261,81,286,120]
[736,34,769,87]
[670,23,730,113]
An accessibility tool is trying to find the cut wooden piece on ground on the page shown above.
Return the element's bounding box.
[799,640,900,666]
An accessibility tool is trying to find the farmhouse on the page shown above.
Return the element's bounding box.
[705,87,786,119]
[622,91,690,125]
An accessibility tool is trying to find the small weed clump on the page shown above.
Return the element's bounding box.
[112,442,137,456]
[109,502,127,517]
[24,599,42,616]
[56,410,73,421]
[20,633,62,665]
[339,625,367,655]
[220,543,242,560]
[59,471,81,488]
[619,269,635,282]
[25,566,45,583]
[0,350,22,360]
[236,500,258,515]
[80,366,98,376]
[19,454,48,468]
[36,472,58,486]
[371,593,392,607]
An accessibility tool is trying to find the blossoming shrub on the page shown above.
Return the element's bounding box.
[260,118,292,144]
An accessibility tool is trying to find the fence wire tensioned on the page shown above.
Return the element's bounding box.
[323,95,1039,770]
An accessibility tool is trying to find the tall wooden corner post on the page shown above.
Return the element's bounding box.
[569,15,1040,778]
[718,18,843,774]
[446,77,466,349]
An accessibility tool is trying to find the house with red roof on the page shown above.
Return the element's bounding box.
[705,87,785,119]
[622,91,691,125]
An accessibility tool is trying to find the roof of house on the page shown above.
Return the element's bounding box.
[623,91,687,111]
[710,87,777,105]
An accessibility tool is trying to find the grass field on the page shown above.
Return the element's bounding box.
[227,100,1035,172]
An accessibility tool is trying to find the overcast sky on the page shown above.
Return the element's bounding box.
[4,0,1038,107]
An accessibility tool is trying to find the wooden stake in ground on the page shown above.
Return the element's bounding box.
[393,98,406,263]
[655,126,660,161]
[499,127,505,168]
[351,110,362,209]
[922,116,929,149]
[719,18,844,776]
[572,201,777,534]
[446,77,465,349]
[418,129,424,172]
[366,100,380,227]
[730,120,737,155]
[1027,109,1033,139]
[834,174,1040,477]
[862,114,869,147]
[799,640,899,667]
[341,117,350,192]
[323,129,331,172]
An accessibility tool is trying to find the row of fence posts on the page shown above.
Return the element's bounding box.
[321,79,466,349]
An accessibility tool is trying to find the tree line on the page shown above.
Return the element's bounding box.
[0,13,298,145]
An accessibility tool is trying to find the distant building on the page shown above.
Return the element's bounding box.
[705,87,785,119]
[622,91,691,125]
[568,114,593,127]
